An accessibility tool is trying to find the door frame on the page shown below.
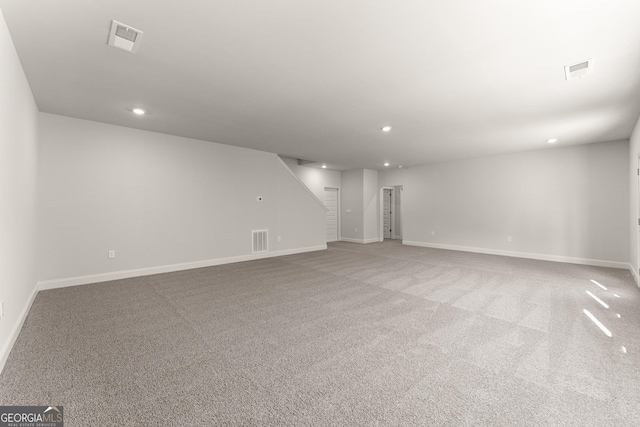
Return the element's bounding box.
[379,185,403,242]
[324,187,341,242]
[379,186,395,242]
[637,156,640,282]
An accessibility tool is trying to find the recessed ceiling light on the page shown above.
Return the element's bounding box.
[321,164,327,169]
[398,165,403,168]
[384,162,390,167]
[381,126,392,132]
[547,138,557,144]
[132,108,145,115]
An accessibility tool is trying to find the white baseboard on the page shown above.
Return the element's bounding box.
[402,240,629,270]
[340,238,364,244]
[0,283,39,375]
[340,238,379,244]
[38,245,327,291]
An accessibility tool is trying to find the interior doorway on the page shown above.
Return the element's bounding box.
[380,186,402,242]
[637,156,640,280]
[383,189,392,239]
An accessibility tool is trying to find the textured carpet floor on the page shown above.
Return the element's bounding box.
[1,241,640,426]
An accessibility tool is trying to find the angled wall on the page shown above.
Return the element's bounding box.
[279,157,341,202]
[37,113,327,287]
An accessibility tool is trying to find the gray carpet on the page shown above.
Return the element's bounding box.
[1,240,640,426]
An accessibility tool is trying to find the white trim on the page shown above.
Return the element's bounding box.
[636,154,640,286]
[277,156,328,211]
[379,186,394,242]
[379,185,403,242]
[38,245,327,290]
[402,241,629,270]
[0,284,39,375]
[341,237,380,244]
[341,237,364,244]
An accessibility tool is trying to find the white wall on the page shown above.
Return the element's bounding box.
[340,168,379,243]
[393,187,402,239]
[340,169,363,242]
[629,116,640,283]
[37,113,327,286]
[363,169,379,242]
[0,9,39,371]
[380,140,629,267]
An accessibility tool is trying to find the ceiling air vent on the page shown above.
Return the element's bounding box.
[564,59,594,80]
[108,20,143,53]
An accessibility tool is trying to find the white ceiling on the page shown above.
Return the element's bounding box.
[2,0,640,170]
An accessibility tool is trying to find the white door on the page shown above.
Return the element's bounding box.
[383,189,391,239]
[325,188,338,242]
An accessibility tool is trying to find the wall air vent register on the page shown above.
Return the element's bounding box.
[564,59,594,80]
[108,20,143,53]
[252,230,268,254]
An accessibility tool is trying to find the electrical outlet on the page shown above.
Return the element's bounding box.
[108,250,116,259]
[355,228,358,233]
[507,236,512,243]
[277,236,281,242]
[431,231,435,236]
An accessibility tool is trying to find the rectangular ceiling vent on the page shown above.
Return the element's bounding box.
[108,20,143,53]
[564,59,594,80]
[252,229,268,254]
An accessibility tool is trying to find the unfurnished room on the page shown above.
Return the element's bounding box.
[1,1,640,426]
